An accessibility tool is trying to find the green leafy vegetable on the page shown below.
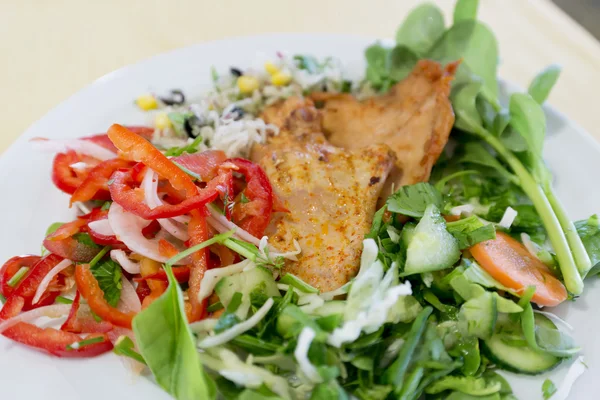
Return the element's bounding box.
[446,216,496,249]
[7,267,29,288]
[90,258,122,307]
[386,183,443,217]
[528,65,561,104]
[575,215,600,275]
[395,3,445,55]
[164,136,204,157]
[454,0,480,23]
[113,336,146,365]
[458,142,517,183]
[45,222,65,236]
[133,264,215,400]
[542,378,557,399]
[426,375,501,396]
[387,46,419,82]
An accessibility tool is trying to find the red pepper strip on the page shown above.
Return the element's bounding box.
[47,219,89,241]
[70,158,135,204]
[141,220,161,239]
[75,264,136,329]
[173,150,227,182]
[0,295,113,357]
[158,239,179,259]
[5,254,64,310]
[43,221,101,263]
[61,292,113,334]
[135,280,151,303]
[107,124,198,198]
[51,151,103,195]
[84,126,154,152]
[109,170,219,219]
[134,266,190,283]
[229,158,274,237]
[187,212,209,322]
[0,255,41,298]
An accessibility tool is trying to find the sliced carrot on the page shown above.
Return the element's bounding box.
[470,232,568,307]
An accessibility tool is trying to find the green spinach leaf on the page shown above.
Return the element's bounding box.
[395,3,445,54]
[528,65,561,105]
[454,0,480,23]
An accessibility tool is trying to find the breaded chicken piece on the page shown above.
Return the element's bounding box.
[311,60,457,197]
[252,99,395,291]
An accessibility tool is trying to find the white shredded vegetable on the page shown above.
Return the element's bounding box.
[118,276,142,313]
[450,204,475,216]
[197,298,274,348]
[498,206,518,229]
[0,304,71,333]
[552,356,586,400]
[294,327,323,384]
[32,259,73,304]
[110,250,141,275]
[30,138,117,160]
[88,219,115,237]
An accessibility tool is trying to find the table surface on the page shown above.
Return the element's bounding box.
[2,0,600,153]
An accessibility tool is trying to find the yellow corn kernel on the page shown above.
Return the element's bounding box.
[237,76,260,94]
[264,61,279,75]
[155,112,171,130]
[271,71,292,86]
[135,94,158,111]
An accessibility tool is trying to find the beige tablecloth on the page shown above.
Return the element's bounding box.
[2,0,600,152]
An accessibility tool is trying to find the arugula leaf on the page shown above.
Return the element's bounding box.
[454,0,479,23]
[459,142,517,183]
[365,44,390,89]
[509,93,547,177]
[133,265,215,400]
[575,215,600,275]
[90,258,122,307]
[446,216,496,249]
[542,378,557,400]
[428,21,499,104]
[528,65,561,105]
[395,3,445,55]
[386,183,443,217]
[452,82,485,133]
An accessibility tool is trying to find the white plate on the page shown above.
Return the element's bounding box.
[1,33,599,400]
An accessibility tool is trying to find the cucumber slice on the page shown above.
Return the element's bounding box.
[312,300,346,317]
[214,266,280,319]
[404,205,460,275]
[458,291,497,340]
[482,315,561,375]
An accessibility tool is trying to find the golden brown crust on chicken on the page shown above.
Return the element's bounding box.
[252,99,395,291]
[311,60,457,195]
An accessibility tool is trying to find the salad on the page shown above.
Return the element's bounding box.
[2,1,599,399]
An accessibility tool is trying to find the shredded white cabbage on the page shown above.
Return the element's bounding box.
[294,327,323,384]
[498,206,518,229]
[197,298,274,348]
[552,356,586,400]
[450,204,476,216]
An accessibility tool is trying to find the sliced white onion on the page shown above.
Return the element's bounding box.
[197,298,274,348]
[534,310,574,331]
[32,259,73,304]
[450,204,475,216]
[553,356,586,400]
[498,206,518,229]
[88,219,115,237]
[109,330,146,378]
[521,233,542,260]
[0,304,71,333]
[110,250,141,275]
[118,276,142,313]
[69,162,88,170]
[141,168,189,241]
[108,203,186,265]
[31,138,117,160]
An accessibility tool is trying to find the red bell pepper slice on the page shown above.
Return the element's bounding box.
[0,255,41,298]
[173,150,227,182]
[108,169,219,219]
[228,158,274,237]
[75,264,136,329]
[61,292,113,334]
[51,151,103,195]
[43,220,101,263]
[135,280,151,303]
[84,126,154,152]
[1,294,112,357]
[107,124,198,198]
[70,158,135,204]
[4,254,64,310]
[134,266,190,283]
[187,212,209,322]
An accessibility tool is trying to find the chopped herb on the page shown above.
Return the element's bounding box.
[113,336,147,365]
[164,135,203,157]
[73,233,100,249]
[386,183,443,218]
[0,293,5,305]
[446,216,496,249]
[172,160,202,181]
[207,301,224,313]
[66,336,105,351]
[542,378,557,399]
[89,245,111,269]
[240,193,250,204]
[101,201,112,211]
[7,267,29,288]
[90,257,122,307]
[55,296,74,305]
